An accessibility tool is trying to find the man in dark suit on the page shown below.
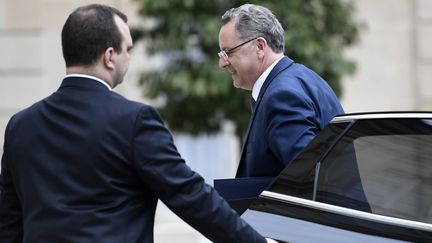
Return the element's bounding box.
[218,4,344,178]
[0,4,274,243]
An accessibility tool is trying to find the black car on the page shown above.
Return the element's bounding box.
[241,112,432,242]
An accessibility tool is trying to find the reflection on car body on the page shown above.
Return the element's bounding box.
[241,112,432,242]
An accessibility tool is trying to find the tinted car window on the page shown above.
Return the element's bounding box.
[268,122,351,199]
[316,118,432,224]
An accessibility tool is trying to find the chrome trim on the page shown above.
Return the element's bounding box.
[260,191,432,232]
[312,162,320,201]
[332,113,432,123]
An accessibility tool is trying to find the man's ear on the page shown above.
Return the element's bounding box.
[256,37,267,50]
[256,37,267,58]
[103,47,115,70]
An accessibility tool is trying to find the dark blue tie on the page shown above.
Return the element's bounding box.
[250,98,256,112]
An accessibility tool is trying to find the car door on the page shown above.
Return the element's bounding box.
[242,115,432,242]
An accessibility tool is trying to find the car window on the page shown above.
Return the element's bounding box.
[316,118,432,224]
[268,122,350,199]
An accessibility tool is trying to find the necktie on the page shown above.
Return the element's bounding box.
[250,98,257,113]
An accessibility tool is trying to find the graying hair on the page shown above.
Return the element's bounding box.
[221,4,284,53]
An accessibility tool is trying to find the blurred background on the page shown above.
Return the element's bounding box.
[1,0,432,242]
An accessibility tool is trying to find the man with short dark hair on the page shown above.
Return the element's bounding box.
[0,4,274,243]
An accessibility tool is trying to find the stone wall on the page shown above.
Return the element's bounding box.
[341,0,432,112]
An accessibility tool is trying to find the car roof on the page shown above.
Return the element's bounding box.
[332,111,432,123]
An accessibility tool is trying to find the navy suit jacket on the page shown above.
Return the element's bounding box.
[0,77,265,243]
[236,56,344,178]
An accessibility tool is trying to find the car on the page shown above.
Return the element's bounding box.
[240,112,432,242]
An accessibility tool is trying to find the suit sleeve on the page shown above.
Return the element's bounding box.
[264,87,318,166]
[131,106,266,243]
[0,119,23,242]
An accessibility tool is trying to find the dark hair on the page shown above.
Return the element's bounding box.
[61,4,128,67]
[221,4,284,53]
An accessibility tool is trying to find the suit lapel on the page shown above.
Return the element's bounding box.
[236,56,295,177]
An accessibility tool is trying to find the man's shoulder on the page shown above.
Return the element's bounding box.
[107,92,163,121]
[270,61,329,91]
[3,98,48,134]
[11,97,47,120]
[108,91,153,110]
[264,71,304,95]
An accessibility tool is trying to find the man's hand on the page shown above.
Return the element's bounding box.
[266,238,278,243]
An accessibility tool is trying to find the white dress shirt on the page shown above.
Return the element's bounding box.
[251,56,284,101]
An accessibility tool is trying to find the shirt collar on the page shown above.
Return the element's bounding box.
[64,74,112,91]
[252,56,284,101]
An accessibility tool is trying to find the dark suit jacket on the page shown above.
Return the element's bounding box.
[0,77,265,243]
[236,56,344,178]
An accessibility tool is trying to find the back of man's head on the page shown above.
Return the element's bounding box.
[61,4,128,67]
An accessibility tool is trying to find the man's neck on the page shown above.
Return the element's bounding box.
[263,53,284,69]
